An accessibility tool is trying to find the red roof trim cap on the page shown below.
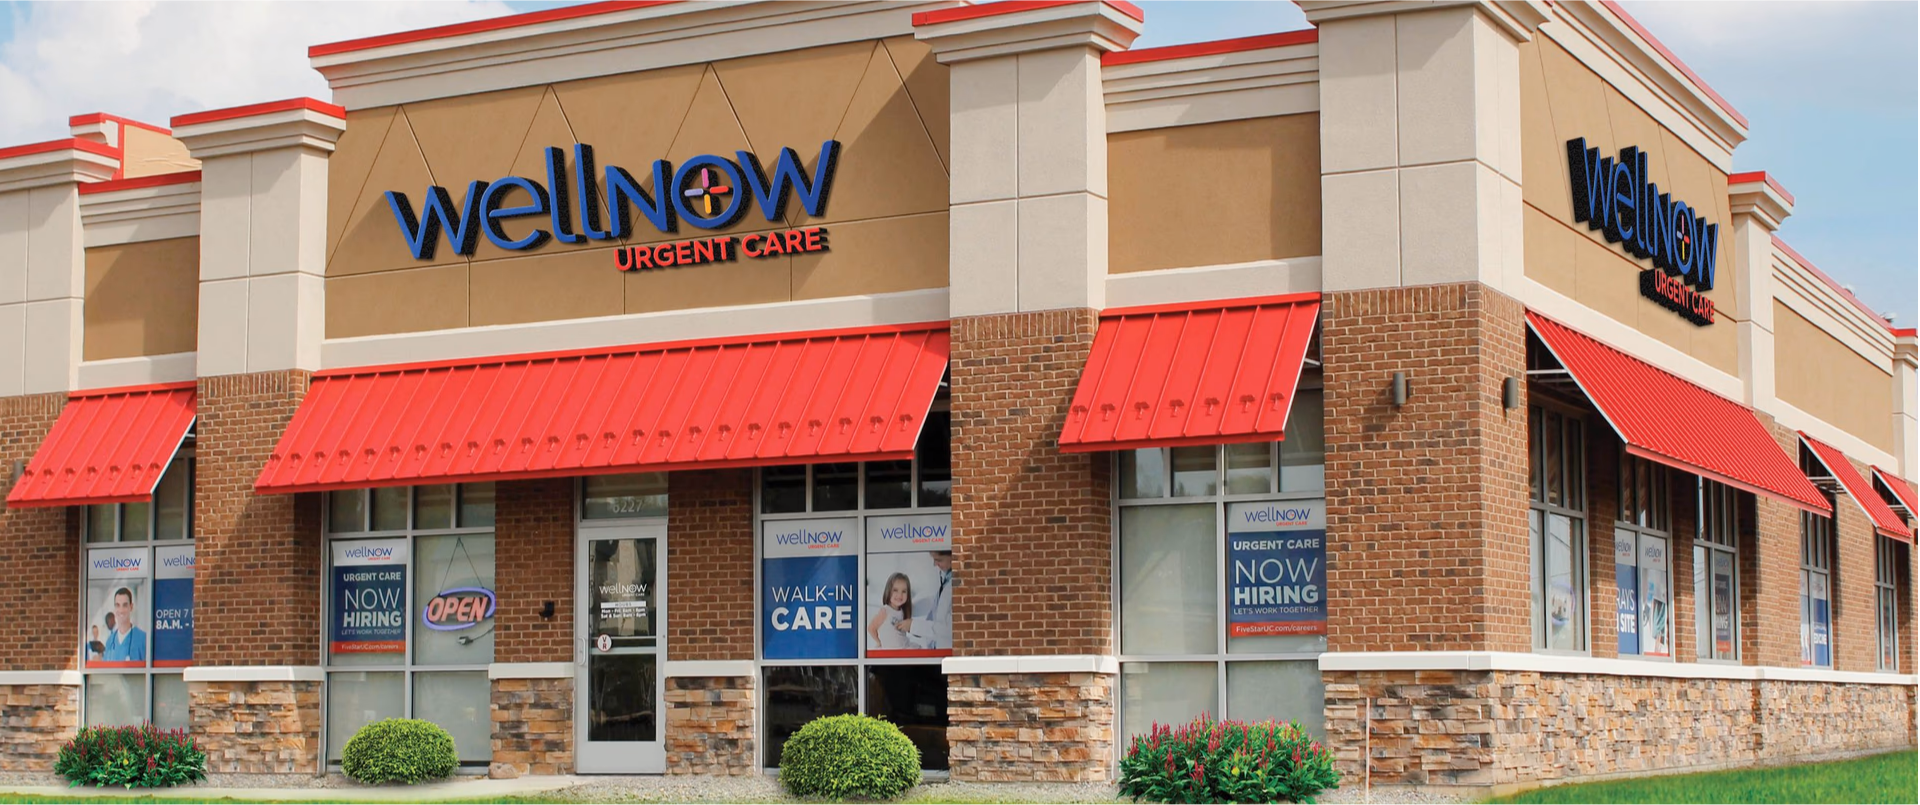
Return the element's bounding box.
[68,113,172,136]
[171,98,346,129]
[1892,328,1916,339]
[1801,433,1913,542]
[309,1,679,57]
[914,0,1145,27]
[0,138,120,162]
[1599,0,1747,129]
[1771,235,1893,333]
[1525,310,1832,515]
[1104,29,1316,66]
[78,171,202,196]
[1728,170,1795,206]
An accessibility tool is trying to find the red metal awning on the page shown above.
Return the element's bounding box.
[6,382,196,508]
[255,324,950,494]
[1059,293,1319,452]
[1872,467,1917,521]
[1526,311,1830,515]
[1801,435,1913,542]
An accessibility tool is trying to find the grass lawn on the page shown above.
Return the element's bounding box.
[1488,750,1919,804]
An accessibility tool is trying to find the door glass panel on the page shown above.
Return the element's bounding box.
[587,654,658,743]
[588,538,657,648]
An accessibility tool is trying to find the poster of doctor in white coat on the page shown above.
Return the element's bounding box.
[865,514,953,656]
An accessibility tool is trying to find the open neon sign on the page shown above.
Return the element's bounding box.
[422,586,496,632]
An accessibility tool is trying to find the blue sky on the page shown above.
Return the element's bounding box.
[0,1,1910,324]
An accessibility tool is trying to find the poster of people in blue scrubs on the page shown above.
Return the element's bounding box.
[85,547,150,668]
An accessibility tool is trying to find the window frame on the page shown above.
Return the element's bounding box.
[751,401,954,772]
[1800,508,1836,669]
[1693,479,1742,663]
[1614,453,1673,661]
[321,483,497,765]
[1110,377,1329,750]
[78,454,195,730]
[1875,536,1901,673]
[1528,402,1589,655]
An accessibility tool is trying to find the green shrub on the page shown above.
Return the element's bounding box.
[1119,715,1339,804]
[340,718,457,785]
[54,723,206,789]
[778,713,922,800]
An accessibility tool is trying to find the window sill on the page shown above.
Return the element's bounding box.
[1318,651,1917,686]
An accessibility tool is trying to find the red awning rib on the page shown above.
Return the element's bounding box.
[1525,311,1830,515]
[1872,467,1917,521]
[1802,435,1913,542]
[255,324,950,494]
[6,382,196,508]
[1060,293,1319,452]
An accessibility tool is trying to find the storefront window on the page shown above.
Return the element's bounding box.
[1614,455,1672,659]
[1876,536,1902,672]
[1693,480,1741,662]
[757,407,952,770]
[1115,381,1328,747]
[324,483,495,764]
[81,456,193,730]
[1800,510,1834,668]
[1529,406,1587,653]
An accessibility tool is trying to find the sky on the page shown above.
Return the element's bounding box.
[0,0,1910,325]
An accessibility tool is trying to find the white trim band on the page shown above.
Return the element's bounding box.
[942,655,1119,675]
[664,660,755,679]
[0,671,83,686]
[488,662,575,680]
[1318,651,1918,686]
[181,666,325,683]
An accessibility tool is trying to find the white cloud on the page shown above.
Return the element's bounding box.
[0,1,514,145]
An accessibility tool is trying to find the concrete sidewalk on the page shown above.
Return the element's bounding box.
[0,775,585,802]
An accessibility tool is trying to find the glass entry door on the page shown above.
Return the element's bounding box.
[576,522,665,773]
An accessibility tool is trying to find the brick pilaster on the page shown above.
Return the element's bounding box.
[496,478,574,663]
[0,392,77,672]
[667,469,754,661]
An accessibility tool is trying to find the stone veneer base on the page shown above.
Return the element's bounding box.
[665,674,755,775]
[0,684,78,772]
[188,680,322,775]
[491,677,573,778]
[947,671,1114,783]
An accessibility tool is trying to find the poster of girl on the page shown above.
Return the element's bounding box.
[867,572,913,651]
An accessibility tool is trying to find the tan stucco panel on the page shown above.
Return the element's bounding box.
[323,40,953,340]
[1108,114,1321,274]
[119,127,198,179]
[1520,34,1740,371]
[1775,301,1895,452]
[326,264,470,338]
[792,212,949,300]
[83,237,199,360]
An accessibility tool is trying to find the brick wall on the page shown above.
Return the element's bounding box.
[1833,455,1880,673]
[948,309,1111,656]
[1321,283,1530,653]
[194,371,320,666]
[496,479,574,663]
[0,393,76,672]
[1745,419,1808,668]
[667,469,754,662]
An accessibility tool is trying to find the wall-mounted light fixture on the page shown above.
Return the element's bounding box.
[1391,372,1409,407]
[1504,376,1520,410]
[540,601,556,620]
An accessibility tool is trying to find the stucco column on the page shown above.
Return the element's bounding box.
[0,141,119,396]
[915,1,1139,783]
[1892,334,1917,476]
[172,99,344,775]
[1727,172,1794,410]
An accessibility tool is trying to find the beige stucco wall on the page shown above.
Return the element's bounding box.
[1108,114,1321,274]
[1774,301,1895,453]
[324,37,950,339]
[83,236,200,360]
[1519,36,1738,376]
[119,126,199,179]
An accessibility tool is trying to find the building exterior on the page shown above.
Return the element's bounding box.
[0,0,1913,793]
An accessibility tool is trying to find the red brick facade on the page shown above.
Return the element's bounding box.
[1322,283,1531,653]
[948,309,1112,656]
[0,392,76,671]
[667,469,755,662]
[496,478,575,663]
[193,371,321,667]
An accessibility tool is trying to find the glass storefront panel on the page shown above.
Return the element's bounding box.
[372,486,410,531]
[762,466,807,514]
[763,666,858,766]
[460,483,496,528]
[413,671,491,762]
[587,654,659,744]
[583,474,668,519]
[413,534,496,665]
[1226,661,1325,738]
[1119,504,1217,656]
[865,664,949,771]
[152,675,189,732]
[326,671,403,761]
[414,485,456,530]
[84,674,146,727]
[1120,662,1218,744]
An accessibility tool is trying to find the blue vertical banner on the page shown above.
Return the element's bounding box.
[762,518,860,660]
[1226,501,1327,637]
[1810,573,1831,667]
[1614,534,1639,656]
[330,539,408,658]
[152,545,195,667]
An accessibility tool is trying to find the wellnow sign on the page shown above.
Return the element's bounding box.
[382,140,840,271]
[1566,137,1720,326]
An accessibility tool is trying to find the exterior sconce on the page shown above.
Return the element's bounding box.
[1504,376,1520,410]
[1391,372,1409,407]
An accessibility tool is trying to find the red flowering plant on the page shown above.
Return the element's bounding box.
[1118,715,1339,804]
[54,723,206,789]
